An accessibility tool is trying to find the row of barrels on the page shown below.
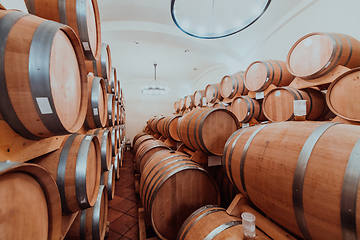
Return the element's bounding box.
[144,107,240,156]
[1,125,126,239]
[0,3,125,141]
[175,32,360,123]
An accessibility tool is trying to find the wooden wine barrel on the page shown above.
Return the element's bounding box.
[85,43,112,80]
[106,93,115,127]
[327,67,360,122]
[146,116,156,134]
[0,162,61,240]
[213,102,231,110]
[92,128,112,172]
[134,140,170,173]
[65,185,108,240]
[179,98,186,111]
[113,153,120,180]
[286,32,360,79]
[150,115,165,134]
[133,132,147,146]
[116,81,121,101]
[114,100,119,126]
[222,122,360,240]
[34,134,101,214]
[0,10,87,140]
[205,84,223,103]
[194,90,206,107]
[108,127,118,157]
[231,96,266,123]
[157,115,182,141]
[220,72,249,99]
[177,205,243,240]
[101,164,115,200]
[177,108,240,155]
[133,135,155,153]
[185,95,195,109]
[263,87,328,122]
[25,0,101,61]
[140,150,220,240]
[110,67,117,96]
[84,75,108,129]
[174,101,180,113]
[245,60,294,92]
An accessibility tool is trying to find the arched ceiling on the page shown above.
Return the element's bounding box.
[1,0,307,95]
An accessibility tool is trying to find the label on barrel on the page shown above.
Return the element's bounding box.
[93,108,98,116]
[202,97,207,107]
[242,123,250,128]
[109,115,112,119]
[82,42,90,51]
[256,91,264,100]
[36,97,53,114]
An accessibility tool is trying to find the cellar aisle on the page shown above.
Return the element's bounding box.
[107,151,140,240]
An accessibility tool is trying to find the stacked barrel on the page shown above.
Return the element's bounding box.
[0,2,126,240]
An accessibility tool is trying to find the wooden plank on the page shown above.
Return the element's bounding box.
[227,194,296,240]
[61,212,79,240]
[289,65,350,89]
[139,208,147,240]
[190,149,208,165]
[0,3,6,10]
[163,138,177,148]
[0,120,66,162]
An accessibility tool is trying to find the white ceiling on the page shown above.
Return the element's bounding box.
[1,0,303,94]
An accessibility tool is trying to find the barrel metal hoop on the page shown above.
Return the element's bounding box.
[204,221,242,240]
[239,74,246,96]
[76,0,95,60]
[107,94,114,126]
[228,75,236,99]
[145,161,195,211]
[25,0,36,15]
[342,34,353,67]
[179,207,225,240]
[100,130,110,171]
[315,33,339,78]
[107,166,114,197]
[94,128,100,136]
[92,185,105,240]
[301,89,313,116]
[148,165,207,218]
[29,20,70,135]
[79,209,87,240]
[293,122,338,240]
[186,108,202,151]
[57,133,78,214]
[195,108,213,154]
[341,136,360,240]
[138,144,170,172]
[274,60,283,86]
[0,12,39,139]
[258,61,271,91]
[91,77,102,127]
[58,0,67,25]
[225,128,249,186]
[111,128,116,156]
[93,60,98,76]
[243,96,254,122]
[76,134,94,209]
[100,44,108,79]
[267,60,275,86]
[240,124,269,197]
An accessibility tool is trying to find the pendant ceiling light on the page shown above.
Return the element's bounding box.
[142,63,169,95]
[171,0,271,39]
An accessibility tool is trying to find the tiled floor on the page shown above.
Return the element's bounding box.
[107,150,141,240]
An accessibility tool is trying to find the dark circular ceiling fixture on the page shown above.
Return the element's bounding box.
[171,0,271,39]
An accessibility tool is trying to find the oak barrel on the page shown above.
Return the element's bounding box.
[231,96,266,123]
[133,132,147,146]
[140,150,220,240]
[245,60,294,92]
[0,162,61,240]
[220,72,249,99]
[286,32,360,79]
[213,101,230,110]
[157,115,182,141]
[108,126,118,157]
[113,154,120,180]
[85,43,112,80]
[110,67,117,96]
[177,205,243,240]
[194,90,206,107]
[0,10,87,140]
[150,115,165,134]
[263,87,328,122]
[133,135,155,153]
[34,134,101,214]
[179,98,186,111]
[185,95,195,109]
[177,108,240,155]
[222,122,360,240]
[134,139,170,173]
[65,185,108,240]
[205,83,223,103]
[84,75,108,129]
[101,164,115,200]
[326,67,360,122]
[174,101,180,113]
[91,128,112,172]
[106,93,115,127]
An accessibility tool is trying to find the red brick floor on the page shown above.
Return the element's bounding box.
[107,150,141,240]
